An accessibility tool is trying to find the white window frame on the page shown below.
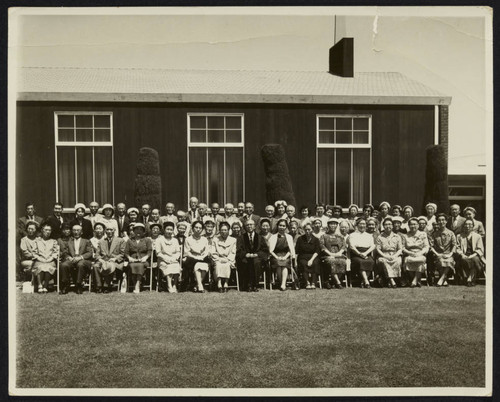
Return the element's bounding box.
[54,112,115,211]
[187,113,245,206]
[315,114,372,204]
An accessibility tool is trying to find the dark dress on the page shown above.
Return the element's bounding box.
[125,238,152,275]
[296,234,321,275]
[270,235,291,271]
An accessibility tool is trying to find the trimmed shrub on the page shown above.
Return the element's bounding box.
[422,145,449,214]
[134,148,162,209]
[261,144,296,207]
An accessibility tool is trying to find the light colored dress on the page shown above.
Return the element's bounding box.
[184,235,210,272]
[212,235,237,279]
[403,232,429,273]
[376,232,403,278]
[32,237,58,275]
[99,217,119,234]
[157,236,181,276]
[429,228,456,269]
[20,236,37,272]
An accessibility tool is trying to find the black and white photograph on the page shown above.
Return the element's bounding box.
[8,6,493,396]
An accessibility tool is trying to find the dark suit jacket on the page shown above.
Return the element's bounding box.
[17,215,44,241]
[447,215,466,235]
[240,214,261,233]
[115,215,130,237]
[236,231,269,264]
[61,237,93,261]
[43,214,67,240]
[69,218,93,240]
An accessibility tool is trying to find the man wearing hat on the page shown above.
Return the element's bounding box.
[95,224,125,293]
[60,224,93,294]
[69,203,93,240]
[85,201,103,228]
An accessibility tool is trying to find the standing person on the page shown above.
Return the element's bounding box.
[209,203,224,232]
[285,205,301,230]
[375,218,403,288]
[392,205,402,217]
[19,221,39,281]
[176,211,192,237]
[59,224,93,294]
[161,202,178,228]
[32,224,58,293]
[139,204,152,226]
[320,218,347,289]
[463,207,486,238]
[124,223,152,293]
[183,221,211,293]
[456,218,485,287]
[269,219,296,291]
[187,197,199,223]
[222,203,240,229]
[157,221,182,293]
[95,225,125,293]
[345,204,359,233]
[85,201,103,228]
[362,204,375,220]
[298,205,311,229]
[115,202,130,238]
[149,209,163,226]
[17,202,44,242]
[43,202,66,240]
[311,218,324,239]
[313,203,329,229]
[295,222,321,289]
[424,203,438,232]
[447,204,466,235]
[241,202,261,232]
[349,218,376,288]
[402,217,429,288]
[263,205,278,233]
[69,203,93,240]
[274,200,288,220]
[212,222,237,293]
[289,221,301,245]
[401,205,414,233]
[236,202,246,219]
[377,202,391,229]
[429,213,457,287]
[197,203,210,222]
[125,208,140,239]
[331,205,343,220]
[236,219,269,292]
[100,204,119,235]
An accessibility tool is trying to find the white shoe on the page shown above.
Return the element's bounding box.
[311,284,316,289]
[133,289,140,294]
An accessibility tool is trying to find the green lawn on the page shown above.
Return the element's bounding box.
[15,286,485,389]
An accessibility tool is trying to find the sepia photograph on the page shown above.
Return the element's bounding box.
[8,6,493,397]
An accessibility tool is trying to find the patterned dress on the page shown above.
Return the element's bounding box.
[320,232,347,274]
[376,232,403,278]
[429,228,456,270]
[403,232,429,273]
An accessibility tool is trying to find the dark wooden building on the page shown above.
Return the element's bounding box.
[16,41,451,216]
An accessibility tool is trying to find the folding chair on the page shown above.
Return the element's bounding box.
[226,268,240,291]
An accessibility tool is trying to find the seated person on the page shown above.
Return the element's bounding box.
[19,221,39,281]
[429,213,457,287]
[124,223,153,293]
[212,222,237,293]
[59,224,93,294]
[157,222,182,293]
[183,220,211,293]
[32,224,59,293]
[95,224,125,293]
[320,218,347,289]
[456,218,485,286]
[295,222,321,289]
[349,218,376,289]
[375,218,403,288]
[269,219,296,291]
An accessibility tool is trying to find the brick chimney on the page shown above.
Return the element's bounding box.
[329,38,354,77]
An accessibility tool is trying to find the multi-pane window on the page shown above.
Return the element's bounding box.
[188,114,244,205]
[317,115,371,206]
[54,112,114,208]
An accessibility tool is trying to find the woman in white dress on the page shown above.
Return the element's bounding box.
[157,221,181,293]
[184,221,211,293]
[212,222,237,293]
[349,218,376,288]
[32,224,59,293]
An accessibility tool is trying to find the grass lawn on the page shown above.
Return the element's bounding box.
[15,286,485,389]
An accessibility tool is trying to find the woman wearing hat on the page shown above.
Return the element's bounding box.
[375,218,403,288]
[212,222,237,292]
[391,205,402,217]
[402,217,429,287]
[463,207,486,238]
[125,208,140,239]
[274,200,288,220]
[269,219,296,291]
[348,218,376,288]
[345,204,359,233]
[377,202,391,229]
[295,222,321,289]
[100,204,119,234]
[32,224,59,293]
[124,222,152,293]
[184,220,212,293]
[417,216,429,233]
[320,218,347,289]
[401,205,414,233]
[157,221,181,293]
[424,203,438,232]
[69,203,93,240]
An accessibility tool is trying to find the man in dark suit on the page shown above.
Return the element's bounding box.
[95,225,125,293]
[240,202,261,233]
[115,202,130,237]
[17,202,44,242]
[59,224,93,294]
[69,203,93,239]
[236,219,269,292]
[447,204,466,235]
[43,202,66,240]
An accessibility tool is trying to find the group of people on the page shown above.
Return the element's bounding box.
[17,197,486,294]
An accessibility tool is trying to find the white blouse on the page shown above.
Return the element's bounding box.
[348,231,375,249]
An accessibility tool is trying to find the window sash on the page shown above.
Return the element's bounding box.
[55,112,113,145]
[187,113,244,147]
[316,114,372,148]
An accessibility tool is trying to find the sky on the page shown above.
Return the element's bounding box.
[10,7,492,174]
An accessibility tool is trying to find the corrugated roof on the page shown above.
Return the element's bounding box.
[17,67,451,105]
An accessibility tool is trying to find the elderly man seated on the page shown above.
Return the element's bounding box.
[95,224,126,293]
[59,224,93,294]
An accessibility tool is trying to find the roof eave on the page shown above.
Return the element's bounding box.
[17,92,452,106]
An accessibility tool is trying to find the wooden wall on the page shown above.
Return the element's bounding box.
[16,101,434,217]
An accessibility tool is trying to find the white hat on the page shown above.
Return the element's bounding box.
[74,203,86,211]
[102,203,114,211]
[127,207,139,215]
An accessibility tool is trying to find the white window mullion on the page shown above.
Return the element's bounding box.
[74,147,78,204]
[92,147,96,202]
